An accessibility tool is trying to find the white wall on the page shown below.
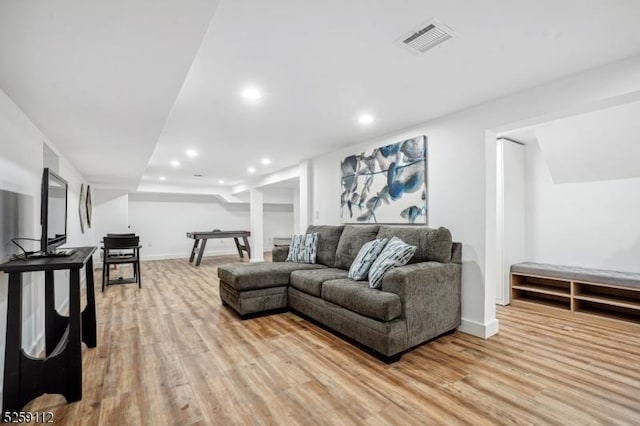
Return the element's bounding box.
[310,54,640,338]
[0,88,43,368]
[0,87,93,396]
[127,193,293,260]
[52,155,97,311]
[264,204,295,244]
[93,191,129,240]
[525,140,640,272]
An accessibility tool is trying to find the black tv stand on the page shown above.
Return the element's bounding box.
[0,247,97,416]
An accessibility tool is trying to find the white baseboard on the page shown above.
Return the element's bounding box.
[458,317,499,338]
[140,249,249,261]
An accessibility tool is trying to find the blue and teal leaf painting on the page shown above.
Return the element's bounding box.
[366,196,381,211]
[341,136,427,224]
[387,162,405,200]
[402,162,425,193]
[357,210,374,222]
[341,155,359,192]
[380,143,400,157]
[400,206,425,223]
[378,186,391,204]
[400,137,425,160]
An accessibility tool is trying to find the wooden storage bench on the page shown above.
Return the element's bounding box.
[510,262,640,323]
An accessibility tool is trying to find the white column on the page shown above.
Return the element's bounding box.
[292,187,300,234]
[250,188,264,262]
[496,138,525,305]
[299,160,311,232]
[482,131,500,338]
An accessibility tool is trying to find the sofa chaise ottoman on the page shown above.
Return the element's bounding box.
[217,224,462,361]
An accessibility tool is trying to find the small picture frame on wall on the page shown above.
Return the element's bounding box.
[79,184,86,234]
[86,185,93,228]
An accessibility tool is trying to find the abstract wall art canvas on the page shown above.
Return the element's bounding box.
[86,185,93,228]
[340,136,427,224]
[79,184,86,234]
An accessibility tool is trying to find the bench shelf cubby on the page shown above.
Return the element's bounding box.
[510,265,640,324]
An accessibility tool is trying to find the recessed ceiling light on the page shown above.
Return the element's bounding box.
[248,167,256,173]
[159,176,166,181]
[218,179,225,185]
[186,149,198,158]
[170,160,181,167]
[261,158,271,165]
[241,87,262,101]
[358,114,374,125]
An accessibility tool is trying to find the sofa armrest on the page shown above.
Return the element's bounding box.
[381,262,461,346]
[272,246,290,262]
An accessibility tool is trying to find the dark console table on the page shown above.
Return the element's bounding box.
[0,247,97,416]
[186,230,251,266]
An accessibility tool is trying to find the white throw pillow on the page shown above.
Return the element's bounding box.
[348,238,388,281]
[368,237,417,289]
[286,233,319,263]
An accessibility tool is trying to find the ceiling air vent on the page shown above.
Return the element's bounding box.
[397,19,455,54]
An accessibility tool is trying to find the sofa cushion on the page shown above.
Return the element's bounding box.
[376,226,452,264]
[321,279,402,322]
[290,268,349,297]
[218,262,326,291]
[306,225,345,267]
[286,233,318,263]
[368,237,417,289]
[334,225,380,270]
[348,238,388,281]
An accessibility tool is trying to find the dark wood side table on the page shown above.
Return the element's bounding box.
[0,247,97,416]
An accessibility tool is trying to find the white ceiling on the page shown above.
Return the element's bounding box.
[0,0,220,189]
[2,1,640,191]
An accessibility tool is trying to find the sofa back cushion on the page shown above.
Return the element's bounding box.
[306,225,345,267]
[334,225,380,270]
[376,226,452,263]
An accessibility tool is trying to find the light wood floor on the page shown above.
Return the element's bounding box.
[24,256,640,425]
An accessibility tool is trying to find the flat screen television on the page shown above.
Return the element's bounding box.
[41,168,68,254]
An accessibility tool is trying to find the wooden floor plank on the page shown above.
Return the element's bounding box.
[20,256,640,425]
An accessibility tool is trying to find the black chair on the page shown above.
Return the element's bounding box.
[102,235,141,292]
[103,233,138,276]
[107,232,138,277]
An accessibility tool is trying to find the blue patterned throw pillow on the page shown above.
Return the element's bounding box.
[368,237,417,289]
[286,233,319,263]
[348,238,389,281]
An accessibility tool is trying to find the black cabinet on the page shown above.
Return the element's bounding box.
[0,247,97,415]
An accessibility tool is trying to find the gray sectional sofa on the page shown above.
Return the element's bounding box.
[218,225,462,361]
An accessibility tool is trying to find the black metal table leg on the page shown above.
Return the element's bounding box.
[233,238,244,258]
[189,239,199,263]
[242,237,252,259]
[195,239,207,266]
